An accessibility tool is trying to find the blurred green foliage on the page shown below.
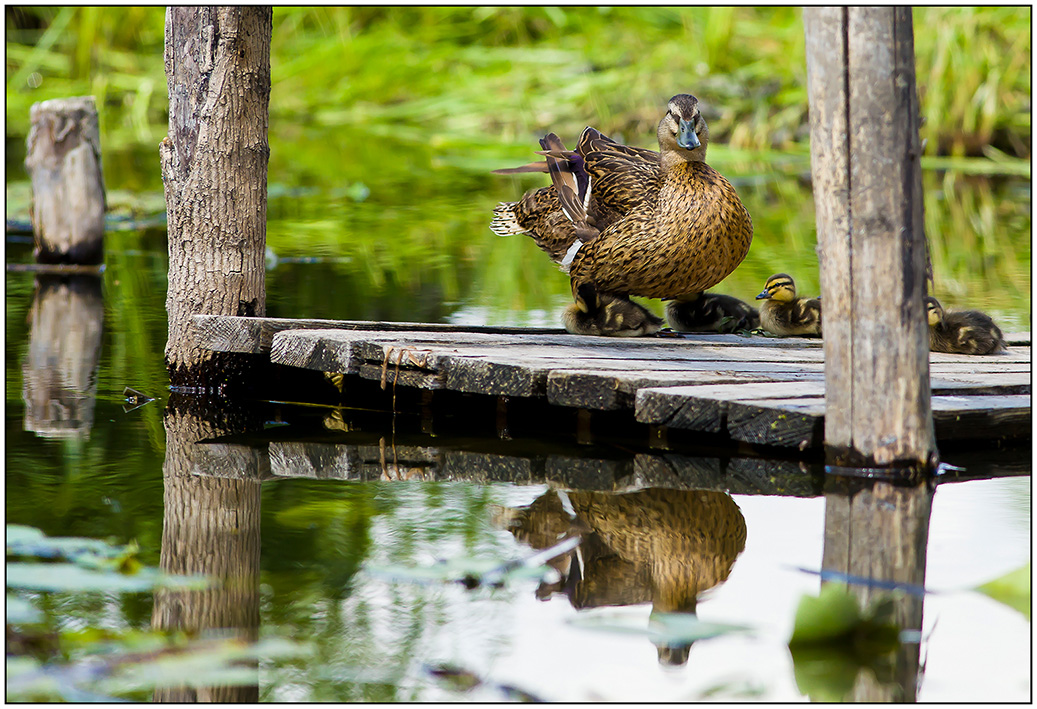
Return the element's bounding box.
[5,7,1030,157]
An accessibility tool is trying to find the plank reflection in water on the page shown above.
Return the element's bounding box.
[22,275,103,438]
[498,488,746,666]
[152,397,264,702]
[819,479,933,701]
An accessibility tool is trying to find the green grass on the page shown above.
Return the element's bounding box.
[5,7,1031,160]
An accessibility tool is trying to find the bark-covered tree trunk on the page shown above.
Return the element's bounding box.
[161,7,271,390]
[152,397,264,703]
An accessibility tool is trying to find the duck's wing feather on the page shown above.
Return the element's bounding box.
[577,127,661,221]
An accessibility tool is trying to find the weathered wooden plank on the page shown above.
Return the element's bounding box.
[194,314,841,356]
[549,369,828,411]
[190,442,273,481]
[355,363,445,390]
[268,441,357,479]
[929,350,1031,365]
[929,373,1030,396]
[931,394,1031,441]
[444,357,549,397]
[726,397,826,450]
[193,314,566,353]
[634,381,827,431]
[270,329,366,373]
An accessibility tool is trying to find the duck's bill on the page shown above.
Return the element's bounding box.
[677,119,700,150]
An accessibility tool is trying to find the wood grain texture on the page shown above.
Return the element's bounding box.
[193,316,1029,451]
[162,8,271,378]
[22,276,103,438]
[821,481,932,701]
[805,7,935,467]
[25,96,106,264]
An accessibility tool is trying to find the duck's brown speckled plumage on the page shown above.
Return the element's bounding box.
[755,273,822,337]
[925,296,1006,355]
[491,94,753,336]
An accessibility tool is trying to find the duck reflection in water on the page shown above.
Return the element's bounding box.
[495,487,746,667]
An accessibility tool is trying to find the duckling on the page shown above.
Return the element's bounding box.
[492,94,753,337]
[924,296,1006,355]
[666,291,760,333]
[755,273,822,337]
[562,292,663,337]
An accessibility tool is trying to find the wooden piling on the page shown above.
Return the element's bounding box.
[22,275,104,438]
[161,7,272,389]
[804,7,937,470]
[24,96,106,264]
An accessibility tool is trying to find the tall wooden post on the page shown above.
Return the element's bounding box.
[161,7,271,390]
[821,480,932,701]
[804,7,937,471]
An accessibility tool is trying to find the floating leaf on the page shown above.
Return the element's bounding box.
[569,610,749,644]
[788,585,902,700]
[789,585,863,645]
[789,645,871,702]
[6,594,42,624]
[6,562,209,593]
[426,663,482,692]
[6,525,46,547]
[6,656,63,702]
[6,529,127,567]
[976,563,1030,620]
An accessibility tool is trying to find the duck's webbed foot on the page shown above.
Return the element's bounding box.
[562,290,662,337]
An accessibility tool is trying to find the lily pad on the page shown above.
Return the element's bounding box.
[6,525,46,546]
[6,562,209,593]
[6,594,42,624]
[569,610,750,644]
[367,558,549,589]
[789,585,864,644]
[976,563,1030,620]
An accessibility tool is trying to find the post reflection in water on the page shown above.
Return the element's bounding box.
[152,397,265,702]
[498,487,747,667]
[22,274,103,439]
[818,478,934,702]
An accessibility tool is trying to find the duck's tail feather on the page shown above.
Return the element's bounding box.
[490,201,527,237]
[492,163,549,175]
[539,134,592,226]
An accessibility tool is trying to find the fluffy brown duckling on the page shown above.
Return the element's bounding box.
[491,94,753,337]
[665,291,760,333]
[755,273,822,337]
[562,293,663,337]
[924,296,1006,354]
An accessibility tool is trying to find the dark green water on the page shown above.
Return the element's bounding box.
[4,128,1031,700]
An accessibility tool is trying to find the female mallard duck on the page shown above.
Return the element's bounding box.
[755,273,822,337]
[666,291,760,333]
[491,94,753,337]
[924,296,1006,354]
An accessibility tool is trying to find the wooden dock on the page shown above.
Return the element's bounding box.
[194,315,1031,454]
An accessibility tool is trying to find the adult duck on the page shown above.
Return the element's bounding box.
[491,94,753,336]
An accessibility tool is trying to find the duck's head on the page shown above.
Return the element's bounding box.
[657,94,708,162]
[756,273,797,303]
[924,296,944,326]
